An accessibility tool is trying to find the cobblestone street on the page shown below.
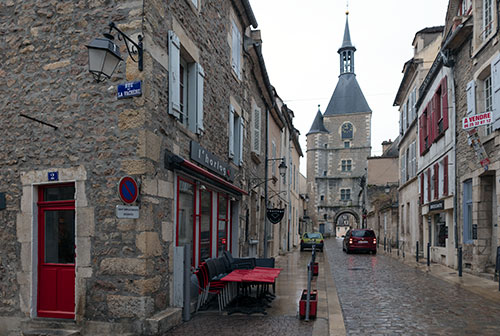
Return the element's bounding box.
[326,238,500,335]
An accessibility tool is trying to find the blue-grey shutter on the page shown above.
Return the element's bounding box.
[253,106,261,154]
[492,54,500,130]
[466,80,476,116]
[229,106,235,158]
[231,20,241,79]
[168,31,181,119]
[196,63,205,133]
[238,118,244,165]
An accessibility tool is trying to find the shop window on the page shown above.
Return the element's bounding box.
[199,189,212,262]
[434,213,447,247]
[217,194,229,256]
[168,31,205,134]
[463,179,473,243]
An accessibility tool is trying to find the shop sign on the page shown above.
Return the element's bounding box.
[472,224,478,240]
[117,81,142,99]
[48,171,59,181]
[190,141,234,182]
[116,205,139,219]
[429,200,444,211]
[462,111,492,130]
[267,208,285,224]
[467,128,490,170]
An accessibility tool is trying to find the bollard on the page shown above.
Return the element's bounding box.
[183,244,191,322]
[416,241,419,263]
[384,237,386,251]
[458,246,463,277]
[427,243,431,267]
[305,261,312,321]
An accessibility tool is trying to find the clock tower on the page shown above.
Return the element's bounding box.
[306,11,372,235]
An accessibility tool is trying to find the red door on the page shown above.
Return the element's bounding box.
[37,185,75,319]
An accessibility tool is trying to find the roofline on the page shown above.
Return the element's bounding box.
[240,0,258,28]
[393,59,417,106]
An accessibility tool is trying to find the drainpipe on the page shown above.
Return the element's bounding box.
[264,107,269,258]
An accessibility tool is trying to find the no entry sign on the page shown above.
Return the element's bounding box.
[118,176,138,204]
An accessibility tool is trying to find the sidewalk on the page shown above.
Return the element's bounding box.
[269,248,346,336]
[380,247,500,304]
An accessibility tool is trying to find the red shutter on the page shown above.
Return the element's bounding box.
[419,116,424,156]
[420,173,425,203]
[443,156,449,196]
[442,76,449,131]
[427,168,431,202]
[434,163,439,199]
[426,105,432,146]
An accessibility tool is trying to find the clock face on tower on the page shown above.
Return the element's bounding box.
[341,123,353,139]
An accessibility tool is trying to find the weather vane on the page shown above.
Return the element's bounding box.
[346,0,349,15]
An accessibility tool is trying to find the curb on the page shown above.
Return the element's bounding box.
[323,245,346,336]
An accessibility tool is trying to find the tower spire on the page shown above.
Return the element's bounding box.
[338,11,356,75]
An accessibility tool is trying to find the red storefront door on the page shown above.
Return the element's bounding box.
[37,185,76,319]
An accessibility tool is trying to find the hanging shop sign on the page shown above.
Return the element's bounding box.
[190,141,234,182]
[429,200,444,211]
[117,80,142,99]
[462,112,492,130]
[267,208,285,224]
[467,128,490,170]
[118,176,139,204]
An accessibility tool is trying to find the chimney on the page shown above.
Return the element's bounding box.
[381,139,393,154]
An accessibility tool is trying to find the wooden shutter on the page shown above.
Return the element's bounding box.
[440,77,448,131]
[466,80,476,116]
[229,106,235,158]
[168,31,181,119]
[443,156,449,196]
[252,106,261,154]
[419,115,424,156]
[231,20,241,79]
[238,118,244,165]
[492,55,500,130]
[403,103,407,133]
[427,168,431,202]
[420,173,425,204]
[196,64,205,133]
[434,163,439,199]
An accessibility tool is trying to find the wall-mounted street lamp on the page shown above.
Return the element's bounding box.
[249,158,288,191]
[384,183,391,194]
[86,22,143,82]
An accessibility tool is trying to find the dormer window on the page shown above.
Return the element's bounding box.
[458,0,472,16]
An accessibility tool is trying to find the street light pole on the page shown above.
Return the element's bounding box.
[264,107,270,258]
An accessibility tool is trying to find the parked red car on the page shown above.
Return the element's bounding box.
[343,229,377,254]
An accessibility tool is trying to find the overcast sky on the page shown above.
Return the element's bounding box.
[248,0,449,175]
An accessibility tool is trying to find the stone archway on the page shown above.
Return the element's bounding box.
[333,209,361,237]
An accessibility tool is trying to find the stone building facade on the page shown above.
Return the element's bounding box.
[0,0,300,334]
[394,26,443,257]
[306,13,372,235]
[442,0,500,274]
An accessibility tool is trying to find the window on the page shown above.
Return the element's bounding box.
[402,102,407,133]
[229,105,243,165]
[344,141,350,148]
[341,122,353,139]
[168,31,205,133]
[409,141,417,179]
[231,19,242,79]
[252,104,262,154]
[324,144,328,148]
[458,0,472,15]
[483,0,493,40]
[320,195,324,201]
[341,159,352,172]
[323,214,327,220]
[271,141,277,176]
[340,189,351,201]
[323,170,327,176]
[463,179,473,243]
[484,75,493,135]
[191,0,198,8]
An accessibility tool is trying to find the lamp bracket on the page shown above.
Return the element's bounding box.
[107,22,143,71]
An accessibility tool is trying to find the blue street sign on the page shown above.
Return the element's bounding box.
[48,172,59,181]
[117,81,142,99]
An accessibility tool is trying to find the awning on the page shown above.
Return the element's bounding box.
[165,151,248,196]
